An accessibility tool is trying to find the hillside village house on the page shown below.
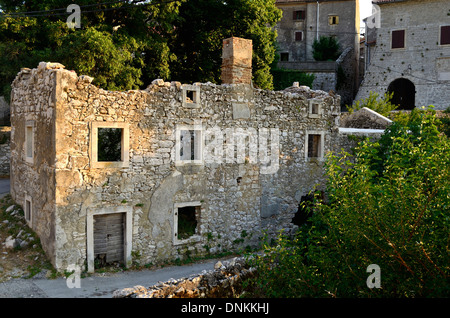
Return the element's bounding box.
[9,37,389,273]
[275,0,361,105]
[356,0,450,110]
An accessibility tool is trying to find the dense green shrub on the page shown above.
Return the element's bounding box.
[245,109,450,297]
[271,68,315,91]
[347,91,398,116]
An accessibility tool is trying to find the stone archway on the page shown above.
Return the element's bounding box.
[387,78,416,110]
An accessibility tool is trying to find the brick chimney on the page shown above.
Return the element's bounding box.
[221,37,253,85]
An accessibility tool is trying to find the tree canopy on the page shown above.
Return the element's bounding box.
[0,0,281,101]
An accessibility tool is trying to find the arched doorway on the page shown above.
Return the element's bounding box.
[387,78,416,110]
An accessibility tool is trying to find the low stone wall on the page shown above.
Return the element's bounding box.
[340,107,393,130]
[112,257,254,298]
[0,127,10,176]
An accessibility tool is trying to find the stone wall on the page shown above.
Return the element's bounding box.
[340,107,392,130]
[10,59,342,272]
[9,63,59,263]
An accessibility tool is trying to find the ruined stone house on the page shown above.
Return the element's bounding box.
[9,37,384,273]
[357,0,450,110]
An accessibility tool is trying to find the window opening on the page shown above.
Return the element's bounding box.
[293,10,305,20]
[307,134,321,158]
[176,205,200,240]
[97,128,122,162]
[329,15,339,25]
[26,126,33,159]
[178,128,202,163]
[25,199,31,223]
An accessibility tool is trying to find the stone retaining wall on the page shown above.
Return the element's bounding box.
[112,257,254,298]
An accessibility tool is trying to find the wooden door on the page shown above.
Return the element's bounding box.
[93,213,125,267]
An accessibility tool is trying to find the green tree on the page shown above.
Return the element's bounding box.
[312,36,341,61]
[347,91,398,117]
[168,0,282,89]
[246,109,450,297]
[0,0,183,98]
[0,0,281,99]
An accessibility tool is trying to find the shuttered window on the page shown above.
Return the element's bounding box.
[295,31,303,41]
[392,30,405,49]
[441,26,450,45]
[293,10,305,20]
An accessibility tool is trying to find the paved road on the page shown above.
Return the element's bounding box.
[0,258,221,298]
[0,178,9,197]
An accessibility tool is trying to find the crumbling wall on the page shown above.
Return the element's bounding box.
[9,63,59,263]
[340,107,392,130]
[11,61,341,272]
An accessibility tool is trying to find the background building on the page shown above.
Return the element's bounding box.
[275,0,361,105]
[356,0,450,110]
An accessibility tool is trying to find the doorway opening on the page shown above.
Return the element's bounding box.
[387,78,415,110]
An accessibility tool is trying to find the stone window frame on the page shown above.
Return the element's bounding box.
[172,201,202,246]
[305,130,325,161]
[391,29,406,50]
[439,25,450,46]
[293,10,305,21]
[89,122,130,169]
[308,99,323,118]
[181,84,201,108]
[24,194,32,227]
[174,123,204,166]
[328,15,339,26]
[86,206,133,273]
[25,120,35,164]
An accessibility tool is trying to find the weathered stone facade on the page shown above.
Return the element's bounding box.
[357,0,450,110]
[9,37,384,273]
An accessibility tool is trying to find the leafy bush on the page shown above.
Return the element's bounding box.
[271,68,315,91]
[245,109,450,297]
[347,91,398,117]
